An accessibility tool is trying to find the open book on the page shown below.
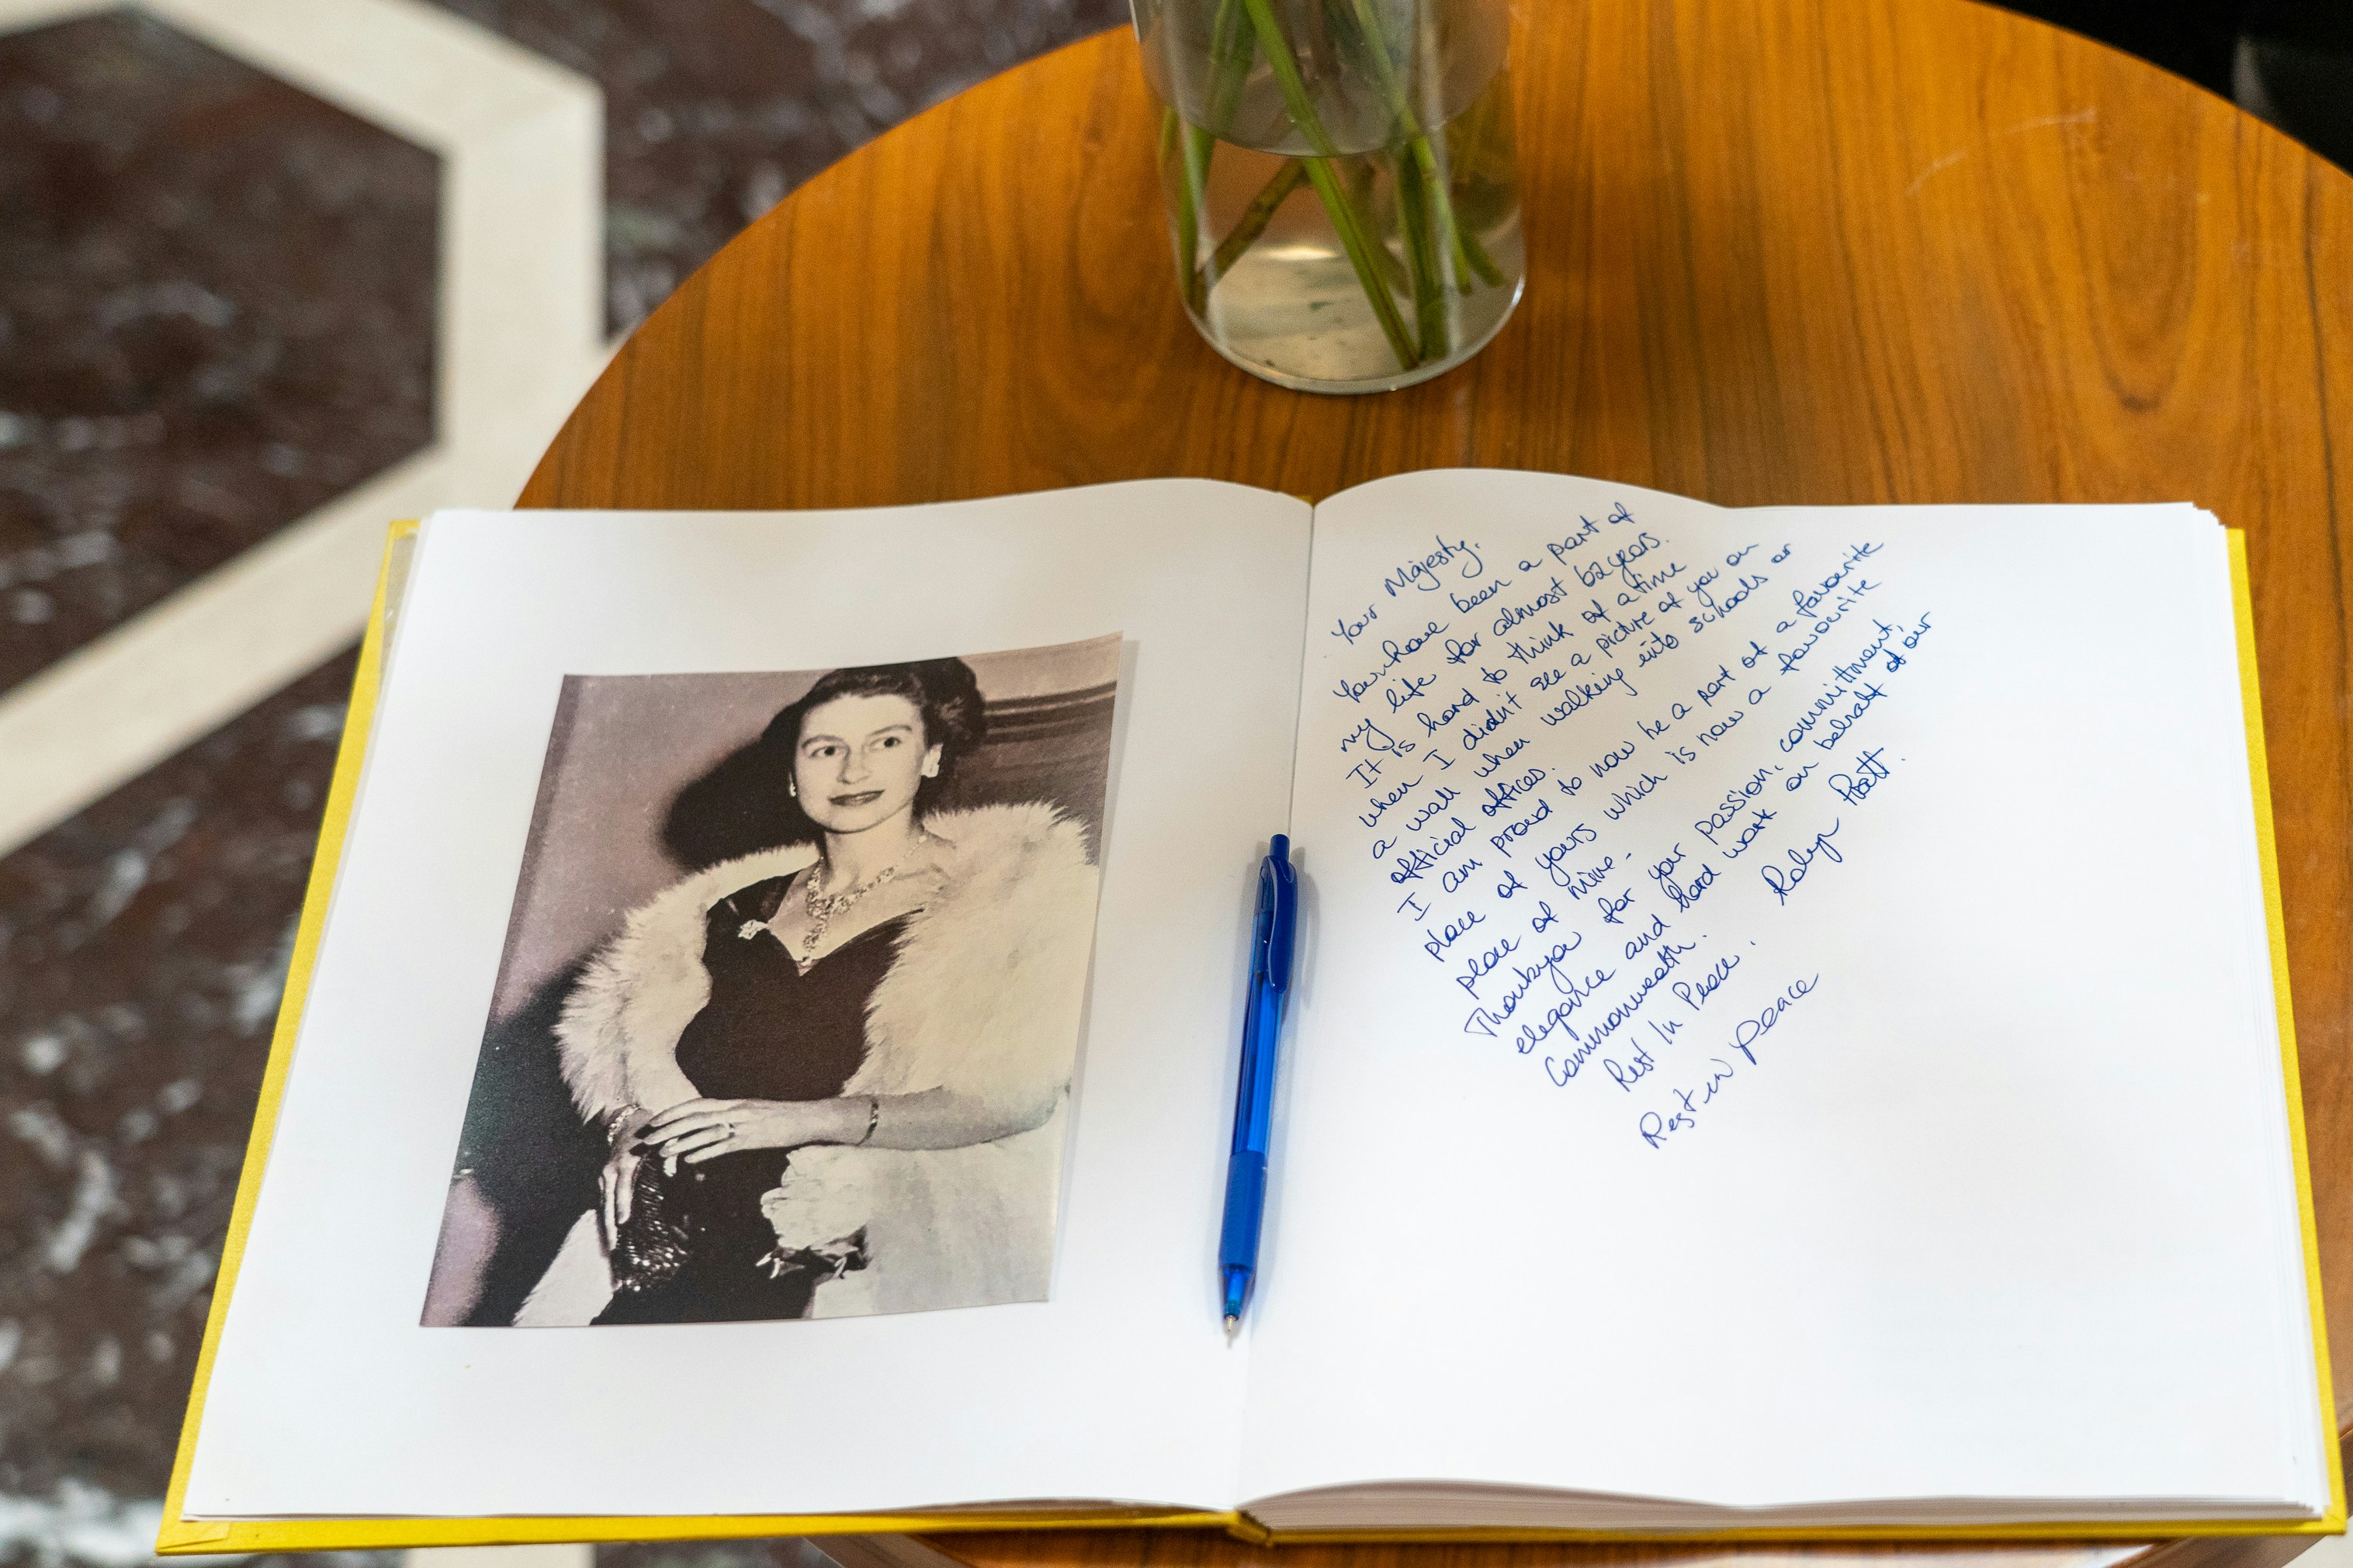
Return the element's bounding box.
[163,472,2341,1552]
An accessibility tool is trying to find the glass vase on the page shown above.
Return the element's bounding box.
[1131,0,1523,393]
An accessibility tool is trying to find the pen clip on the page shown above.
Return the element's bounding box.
[1260,836,1297,993]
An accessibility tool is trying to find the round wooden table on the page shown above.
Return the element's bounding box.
[523,2,2353,1567]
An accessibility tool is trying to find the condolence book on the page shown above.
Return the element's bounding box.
[164,472,2341,1552]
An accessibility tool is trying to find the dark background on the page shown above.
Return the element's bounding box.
[2001,0,2351,169]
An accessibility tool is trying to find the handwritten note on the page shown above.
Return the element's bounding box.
[1253,479,2307,1513]
[1312,496,1939,1152]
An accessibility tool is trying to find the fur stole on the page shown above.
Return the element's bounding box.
[524,802,1100,1324]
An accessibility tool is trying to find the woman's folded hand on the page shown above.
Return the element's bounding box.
[639,1096,851,1165]
[598,1105,656,1245]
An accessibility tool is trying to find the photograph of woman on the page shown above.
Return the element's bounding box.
[423,638,1120,1327]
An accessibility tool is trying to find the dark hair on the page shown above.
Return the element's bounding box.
[660,658,986,868]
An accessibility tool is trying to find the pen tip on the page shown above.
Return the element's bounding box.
[1223,1314,1239,1342]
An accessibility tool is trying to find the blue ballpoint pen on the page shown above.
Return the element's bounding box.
[1219,835,1297,1339]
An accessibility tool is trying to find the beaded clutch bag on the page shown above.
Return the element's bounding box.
[608,1159,693,1296]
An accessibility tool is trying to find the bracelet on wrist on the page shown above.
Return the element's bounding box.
[855,1096,880,1146]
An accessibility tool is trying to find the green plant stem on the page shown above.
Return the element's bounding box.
[1232,0,1419,370]
[1231,0,1339,153]
[1394,146,1449,359]
[1207,157,1310,290]
[1203,0,1252,134]
[1298,158,1418,370]
[1342,157,1410,293]
[1152,0,1255,316]
[1160,109,1211,313]
[1179,123,1217,311]
[1338,0,1506,290]
[1333,2,1446,340]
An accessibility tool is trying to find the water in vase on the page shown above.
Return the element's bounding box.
[1138,0,1524,393]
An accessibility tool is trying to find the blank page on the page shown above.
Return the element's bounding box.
[1246,470,2324,1519]
[185,482,1308,1520]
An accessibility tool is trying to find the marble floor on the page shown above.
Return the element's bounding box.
[0,2,1118,1564]
[0,4,2345,1568]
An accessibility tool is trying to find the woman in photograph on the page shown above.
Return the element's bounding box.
[518,658,1099,1325]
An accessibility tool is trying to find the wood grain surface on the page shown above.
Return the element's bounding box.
[522,2,2353,1566]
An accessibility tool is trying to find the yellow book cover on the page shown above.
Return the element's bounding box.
[159,493,2344,1552]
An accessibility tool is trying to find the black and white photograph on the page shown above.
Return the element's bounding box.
[421,634,1121,1327]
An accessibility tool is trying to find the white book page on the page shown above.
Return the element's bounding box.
[185,482,1309,1519]
[1244,470,2322,1514]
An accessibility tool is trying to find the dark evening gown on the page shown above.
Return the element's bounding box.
[596,876,909,1325]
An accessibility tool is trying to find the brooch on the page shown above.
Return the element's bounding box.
[736,919,766,941]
